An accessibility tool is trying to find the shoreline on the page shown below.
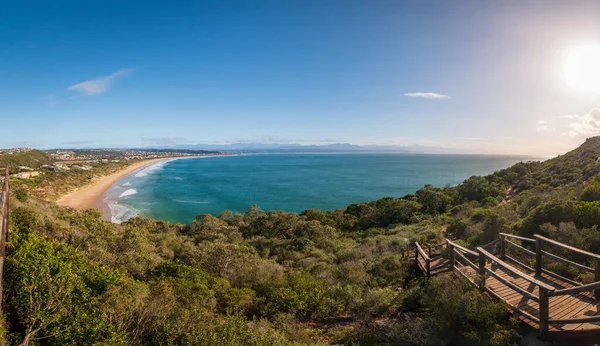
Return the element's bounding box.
[55,157,183,210]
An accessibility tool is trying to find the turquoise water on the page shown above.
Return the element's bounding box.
[103,153,531,223]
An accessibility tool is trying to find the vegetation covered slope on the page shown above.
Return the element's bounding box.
[7,137,600,345]
[0,150,53,172]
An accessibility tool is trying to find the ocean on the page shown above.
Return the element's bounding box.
[102,153,533,224]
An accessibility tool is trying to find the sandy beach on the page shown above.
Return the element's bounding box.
[55,158,169,210]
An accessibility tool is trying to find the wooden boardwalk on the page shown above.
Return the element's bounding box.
[411,234,600,342]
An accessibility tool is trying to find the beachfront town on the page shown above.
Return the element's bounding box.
[0,148,225,179]
[47,149,223,161]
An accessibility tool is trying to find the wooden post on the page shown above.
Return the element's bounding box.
[448,243,455,271]
[535,236,542,276]
[478,250,486,292]
[539,287,549,340]
[499,234,506,261]
[414,243,419,271]
[595,258,600,298]
[428,245,432,258]
[426,258,431,278]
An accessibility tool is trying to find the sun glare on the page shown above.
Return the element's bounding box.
[564,44,600,95]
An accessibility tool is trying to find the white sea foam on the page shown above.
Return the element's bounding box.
[123,181,131,186]
[173,199,209,204]
[108,201,140,224]
[135,159,176,178]
[119,189,137,198]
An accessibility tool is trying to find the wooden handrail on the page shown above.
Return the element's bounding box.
[453,266,477,286]
[504,239,536,256]
[446,239,478,256]
[534,234,600,261]
[476,247,555,291]
[425,242,447,250]
[415,242,428,260]
[453,248,478,271]
[549,280,600,297]
[485,286,541,323]
[499,233,535,242]
[481,238,501,249]
[415,241,431,278]
[541,250,595,273]
[484,267,539,302]
[541,268,582,287]
[430,247,450,261]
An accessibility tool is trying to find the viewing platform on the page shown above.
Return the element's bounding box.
[410,233,600,342]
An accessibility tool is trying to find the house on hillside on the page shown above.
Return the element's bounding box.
[11,171,40,179]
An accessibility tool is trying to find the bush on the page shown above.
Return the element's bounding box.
[425,275,517,345]
[14,189,28,202]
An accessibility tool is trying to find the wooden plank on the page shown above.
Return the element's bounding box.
[454,249,478,271]
[453,266,477,287]
[477,247,556,291]
[535,234,600,261]
[485,267,539,302]
[486,286,541,323]
[550,315,600,325]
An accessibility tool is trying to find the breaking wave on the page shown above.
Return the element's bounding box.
[172,198,209,204]
[134,159,176,178]
[108,201,140,224]
[119,189,137,198]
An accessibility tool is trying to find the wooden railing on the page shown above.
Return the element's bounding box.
[477,246,555,338]
[415,233,600,340]
[414,241,430,277]
[413,240,447,278]
[499,233,600,294]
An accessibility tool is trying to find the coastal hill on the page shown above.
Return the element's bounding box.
[3,138,600,344]
[0,149,52,171]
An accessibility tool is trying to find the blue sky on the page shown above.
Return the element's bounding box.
[2,0,600,155]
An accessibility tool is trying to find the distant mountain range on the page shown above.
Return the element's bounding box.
[150,143,463,154]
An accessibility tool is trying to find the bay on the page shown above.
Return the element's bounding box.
[104,153,532,223]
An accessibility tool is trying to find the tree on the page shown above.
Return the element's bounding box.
[415,185,452,214]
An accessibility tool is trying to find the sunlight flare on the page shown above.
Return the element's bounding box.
[564,44,600,95]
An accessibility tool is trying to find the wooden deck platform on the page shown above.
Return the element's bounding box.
[411,235,600,342]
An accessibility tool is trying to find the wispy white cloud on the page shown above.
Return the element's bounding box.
[536,125,552,132]
[68,68,135,96]
[567,109,600,138]
[404,92,450,99]
[558,114,580,119]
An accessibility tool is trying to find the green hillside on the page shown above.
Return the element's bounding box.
[0,150,53,172]
[4,138,600,345]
